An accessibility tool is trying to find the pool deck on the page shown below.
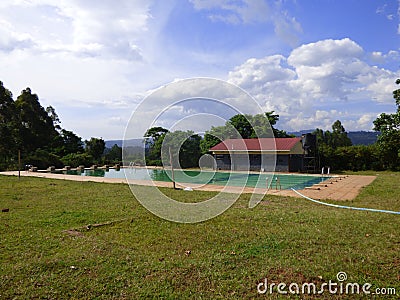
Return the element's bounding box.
[0,170,376,201]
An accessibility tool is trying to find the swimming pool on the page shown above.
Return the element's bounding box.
[55,168,329,190]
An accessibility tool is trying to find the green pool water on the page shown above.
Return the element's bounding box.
[56,168,329,190]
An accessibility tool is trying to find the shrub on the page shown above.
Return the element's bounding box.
[23,149,63,170]
[61,153,94,167]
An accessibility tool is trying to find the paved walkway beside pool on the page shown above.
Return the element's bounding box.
[0,171,376,201]
[267,175,376,201]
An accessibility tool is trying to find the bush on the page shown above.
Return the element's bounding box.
[61,153,94,167]
[145,159,163,166]
[23,149,63,170]
[0,161,17,171]
[331,145,381,171]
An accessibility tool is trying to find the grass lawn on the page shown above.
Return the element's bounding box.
[0,172,399,299]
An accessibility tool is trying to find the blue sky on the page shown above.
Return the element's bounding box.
[0,0,399,139]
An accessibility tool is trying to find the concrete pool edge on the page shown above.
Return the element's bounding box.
[0,171,376,201]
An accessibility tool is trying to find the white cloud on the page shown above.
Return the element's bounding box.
[288,38,363,67]
[123,78,270,139]
[376,4,387,15]
[397,0,400,33]
[0,0,178,112]
[229,55,296,88]
[273,12,302,47]
[363,71,398,103]
[189,0,302,46]
[0,19,35,51]
[0,50,144,106]
[228,38,400,131]
[378,0,400,34]
[0,0,152,59]
[286,110,341,131]
[1,2,399,139]
[357,114,375,128]
[190,0,270,24]
[338,113,377,132]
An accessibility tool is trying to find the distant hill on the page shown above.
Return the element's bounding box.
[106,131,379,149]
[288,130,379,146]
[347,131,379,145]
[105,139,143,148]
[287,129,314,137]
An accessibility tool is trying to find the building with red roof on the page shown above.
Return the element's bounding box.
[209,137,311,172]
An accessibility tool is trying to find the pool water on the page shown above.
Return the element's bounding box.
[56,168,329,190]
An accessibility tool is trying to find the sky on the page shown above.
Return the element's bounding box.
[1,0,400,140]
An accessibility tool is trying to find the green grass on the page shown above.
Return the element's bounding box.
[0,173,399,299]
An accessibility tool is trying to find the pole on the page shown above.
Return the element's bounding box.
[18,149,21,179]
[169,147,176,189]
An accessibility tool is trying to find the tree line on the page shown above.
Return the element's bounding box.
[144,79,400,172]
[143,112,292,167]
[314,79,400,171]
[1,79,399,172]
[0,81,122,171]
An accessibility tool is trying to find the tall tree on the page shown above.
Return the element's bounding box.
[228,112,291,139]
[162,130,202,168]
[143,127,169,165]
[373,78,400,170]
[313,120,352,170]
[85,137,105,163]
[253,111,291,138]
[144,127,169,145]
[53,129,84,157]
[201,111,291,154]
[46,105,61,131]
[0,81,18,167]
[15,88,58,154]
[105,144,122,163]
[331,120,352,148]
[201,132,222,154]
[228,114,254,139]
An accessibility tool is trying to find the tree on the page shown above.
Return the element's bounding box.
[105,144,122,163]
[251,113,273,138]
[144,127,169,165]
[253,111,292,138]
[144,127,169,145]
[143,127,203,168]
[53,129,84,157]
[61,152,94,167]
[46,105,61,131]
[200,123,236,155]
[179,133,202,168]
[373,79,400,170]
[201,132,222,154]
[200,111,291,154]
[228,112,291,139]
[332,145,380,171]
[85,137,105,163]
[331,120,352,148]
[313,120,352,170]
[23,149,63,170]
[162,130,202,168]
[15,88,58,154]
[0,81,108,170]
[0,81,18,169]
[315,120,352,149]
[228,114,254,139]
[394,78,400,106]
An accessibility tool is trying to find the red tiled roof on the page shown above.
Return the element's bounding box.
[209,138,302,152]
